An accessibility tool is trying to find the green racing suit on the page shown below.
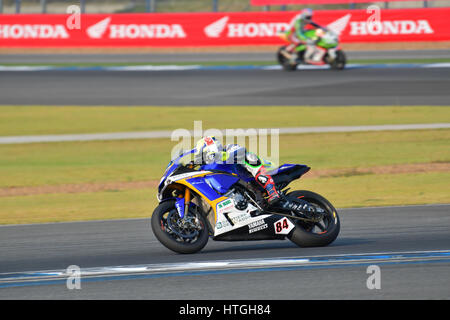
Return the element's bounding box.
[285,15,323,53]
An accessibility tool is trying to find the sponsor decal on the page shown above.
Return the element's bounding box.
[189,180,205,185]
[168,171,211,182]
[86,17,186,39]
[108,24,186,39]
[204,17,289,38]
[248,219,268,234]
[1,8,447,47]
[204,14,351,39]
[257,175,268,184]
[216,221,226,230]
[326,13,352,35]
[175,198,185,218]
[0,24,69,39]
[230,213,251,224]
[349,19,434,36]
[86,17,110,39]
[215,212,251,230]
[217,199,233,215]
[204,16,229,38]
[226,22,289,38]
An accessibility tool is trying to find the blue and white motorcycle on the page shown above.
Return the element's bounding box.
[152,149,340,254]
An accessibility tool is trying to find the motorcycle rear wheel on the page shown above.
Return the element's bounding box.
[151,200,209,254]
[286,190,340,247]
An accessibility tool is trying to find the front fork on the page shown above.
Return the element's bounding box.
[280,49,294,61]
[183,188,190,219]
[175,188,191,219]
[327,48,337,62]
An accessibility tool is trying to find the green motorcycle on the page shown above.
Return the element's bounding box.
[277,28,346,71]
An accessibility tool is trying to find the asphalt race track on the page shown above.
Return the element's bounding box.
[0,205,449,299]
[2,50,449,63]
[1,66,450,106]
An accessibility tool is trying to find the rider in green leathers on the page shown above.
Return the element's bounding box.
[284,8,325,64]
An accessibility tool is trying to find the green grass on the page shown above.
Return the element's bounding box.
[1,172,448,225]
[1,106,449,136]
[0,138,169,187]
[0,189,154,225]
[291,172,450,209]
[0,129,449,188]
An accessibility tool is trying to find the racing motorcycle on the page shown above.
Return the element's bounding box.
[151,148,340,254]
[277,28,346,71]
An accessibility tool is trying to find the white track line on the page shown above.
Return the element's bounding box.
[1,250,449,285]
[1,123,449,144]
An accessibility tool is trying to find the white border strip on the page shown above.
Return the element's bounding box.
[1,250,449,284]
[1,123,449,144]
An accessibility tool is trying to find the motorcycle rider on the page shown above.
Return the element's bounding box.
[284,8,325,64]
[194,136,282,206]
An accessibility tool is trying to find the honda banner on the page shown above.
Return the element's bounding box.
[0,8,449,47]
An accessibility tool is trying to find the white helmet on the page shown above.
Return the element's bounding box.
[195,136,223,163]
[300,8,313,22]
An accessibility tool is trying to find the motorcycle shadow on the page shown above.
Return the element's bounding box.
[203,238,373,254]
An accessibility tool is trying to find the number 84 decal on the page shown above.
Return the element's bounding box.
[274,217,295,235]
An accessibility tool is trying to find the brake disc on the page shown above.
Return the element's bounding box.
[166,210,199,240]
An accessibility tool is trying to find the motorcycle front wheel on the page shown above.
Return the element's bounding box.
[329,50,346,70]
[277,46,297,71]
[151,200,209,254]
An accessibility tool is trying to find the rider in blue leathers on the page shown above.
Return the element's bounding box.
[194,136,281,206]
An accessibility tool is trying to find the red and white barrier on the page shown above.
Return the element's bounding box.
[0,8,449,47]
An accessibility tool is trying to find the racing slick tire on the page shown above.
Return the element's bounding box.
[286,190,340,247]
[151,200,209,254]
[277,46,297,71]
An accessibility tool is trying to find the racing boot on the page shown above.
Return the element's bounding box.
[255,167,281,206]
[255,167,314,218]
[285,44,298,65]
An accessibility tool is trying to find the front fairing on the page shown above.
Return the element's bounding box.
[303,29,339,49]
[158,148,196,195]
[200,163,254,182]
[318,31,339,49]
